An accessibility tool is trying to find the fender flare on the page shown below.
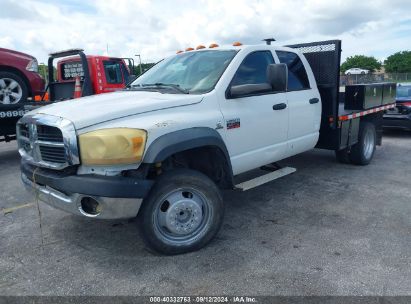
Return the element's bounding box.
[143,127,233,180]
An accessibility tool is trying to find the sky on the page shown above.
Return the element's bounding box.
[1,0,411,64]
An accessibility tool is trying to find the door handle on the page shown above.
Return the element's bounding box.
[309,98,319,104]
[273,103,287,110]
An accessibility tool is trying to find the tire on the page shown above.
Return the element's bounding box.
[138,169,224,255]
[347,72,351,75]
[0,71,28,104]
[349,122,376,165]
[335,148,351,164]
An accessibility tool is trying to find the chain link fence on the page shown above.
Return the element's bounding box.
[340,73,411,86]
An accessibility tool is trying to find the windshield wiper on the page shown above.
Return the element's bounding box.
[138,83,189,94]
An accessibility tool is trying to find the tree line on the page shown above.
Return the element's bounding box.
[132,63,156,76]
[341,51,411,73]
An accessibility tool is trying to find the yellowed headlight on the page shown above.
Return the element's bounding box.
[79,128,147,165]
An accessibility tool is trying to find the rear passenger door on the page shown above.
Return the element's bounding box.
[276,51,321,154]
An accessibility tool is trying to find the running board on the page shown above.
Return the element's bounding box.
[235,166,296,191]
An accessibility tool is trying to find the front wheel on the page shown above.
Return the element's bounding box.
[349,122,376,165]
[0,71,28,104]
[138,169,224,255]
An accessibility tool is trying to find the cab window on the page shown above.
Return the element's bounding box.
[397,85,411,98]
[103,61,123,84]
[131,50,237,94]
[231,51,275,86]
[276,51,310,91]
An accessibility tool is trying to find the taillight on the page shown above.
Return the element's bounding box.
[401,102,411,107]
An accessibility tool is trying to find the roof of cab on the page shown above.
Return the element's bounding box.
[176,43,298,54]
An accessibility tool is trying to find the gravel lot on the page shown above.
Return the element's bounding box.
[1,130,410,296]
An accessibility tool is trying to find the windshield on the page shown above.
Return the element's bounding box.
[131,50,237,94]
[397,85,411,98]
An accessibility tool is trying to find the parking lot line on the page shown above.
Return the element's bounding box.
[2,203,34,215]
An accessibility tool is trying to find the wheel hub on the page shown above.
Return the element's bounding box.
[165,199,203,235]
[0,78,23,104]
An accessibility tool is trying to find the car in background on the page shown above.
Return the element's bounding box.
[383,83,411,131]
[345,68,369,75]
[0,48,45,104]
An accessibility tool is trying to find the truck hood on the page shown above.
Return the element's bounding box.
[0,47,35,61]
[31,90,203,129]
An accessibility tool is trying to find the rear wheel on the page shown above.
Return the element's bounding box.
[0,72,28,104]
[349,122,376,165]
[138,169,224,255]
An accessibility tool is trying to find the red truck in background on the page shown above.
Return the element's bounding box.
[0,48,45,104]
[0,48,47,141]
[58,55,132,94]
[1,48,136,142]
[45,49,135,101]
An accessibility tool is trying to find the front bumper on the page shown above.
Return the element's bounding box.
[21,161,154,219]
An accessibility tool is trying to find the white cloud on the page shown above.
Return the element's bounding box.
[0,0,410,64]
[0,36,15,49]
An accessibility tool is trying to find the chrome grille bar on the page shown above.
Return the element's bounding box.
[17,114,79,170]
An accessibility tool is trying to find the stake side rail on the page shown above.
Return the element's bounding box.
[333,103,395,123]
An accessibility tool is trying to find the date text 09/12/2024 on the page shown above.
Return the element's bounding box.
[149,296,257,303]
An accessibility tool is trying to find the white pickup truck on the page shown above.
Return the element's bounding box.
[17,40,395,254]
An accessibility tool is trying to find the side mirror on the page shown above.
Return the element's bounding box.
[227,63,288,98]
[229,83,273,98]
[267,63,288,92]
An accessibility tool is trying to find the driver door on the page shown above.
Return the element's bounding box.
[219,51,289,175]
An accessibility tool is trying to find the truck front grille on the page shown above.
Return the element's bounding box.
[37,125,64,142]
[17,115,79,170]
[36,125,66,163]
[39,144,67,163]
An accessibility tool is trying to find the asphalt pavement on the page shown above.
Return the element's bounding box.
[0,130,410,296]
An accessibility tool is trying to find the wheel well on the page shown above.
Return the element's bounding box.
[151,146,234,189]
[0,65,32,96]
[360,112,383,145]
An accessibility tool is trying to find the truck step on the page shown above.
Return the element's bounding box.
[235,166,296,191]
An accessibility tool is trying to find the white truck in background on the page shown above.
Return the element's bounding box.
[17,40,395,254]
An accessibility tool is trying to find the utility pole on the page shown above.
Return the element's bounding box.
[135,54,143,75]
